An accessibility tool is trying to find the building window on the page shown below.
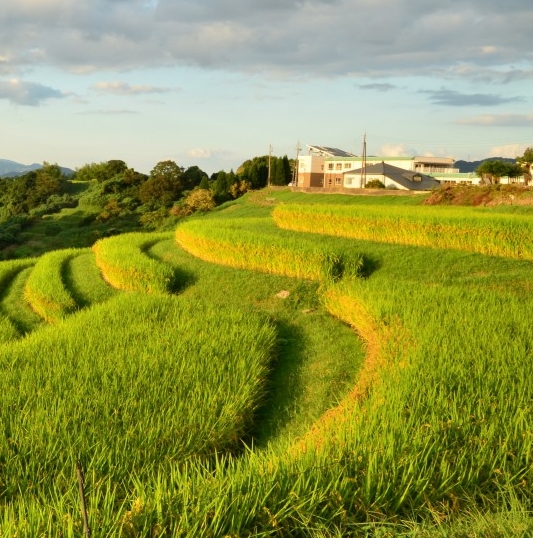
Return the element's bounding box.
[335,177,342,185]
[328,163,334,170]
[344,163,351,168]
[336,163,342,170]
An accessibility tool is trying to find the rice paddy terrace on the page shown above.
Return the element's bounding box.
[1,189,532,536]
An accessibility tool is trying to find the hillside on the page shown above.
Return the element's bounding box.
[0,188,532,535]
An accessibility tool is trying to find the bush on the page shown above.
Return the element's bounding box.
[139,207,170,229]
[366,179,385,189]
[184,189,216,212]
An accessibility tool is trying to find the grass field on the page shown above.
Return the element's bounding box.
[0,187,532,536]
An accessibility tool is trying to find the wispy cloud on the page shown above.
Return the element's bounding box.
[78,108,138,115]
[92,81,174,95]
[0,78,66,106]
[421,88,524,107]
[358,83,397,92]
[456,114,533,126]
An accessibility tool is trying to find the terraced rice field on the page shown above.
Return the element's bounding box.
[1,189,532,536]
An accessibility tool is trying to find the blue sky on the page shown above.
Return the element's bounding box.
[0,0,532,175]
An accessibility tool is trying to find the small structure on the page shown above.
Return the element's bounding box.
[344,162,441,191]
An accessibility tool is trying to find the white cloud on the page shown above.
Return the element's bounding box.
[187,148,213,159]
[378,143,417,157]
[487,144,530,159]
[92,81,173,95]
[456,114,533,126]
[0,0,532,78]
[0,78,66,105]
[77,108,138,115]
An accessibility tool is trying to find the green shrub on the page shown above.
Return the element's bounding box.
[366,179,385,188]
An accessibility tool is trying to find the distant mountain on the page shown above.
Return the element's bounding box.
[454,157,515,174]
[0,159,74,178]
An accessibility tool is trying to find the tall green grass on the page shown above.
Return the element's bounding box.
[0,258,36,342]
[63,248,117,307]
[176,217,364,281]
[4,191,533,535]
[1,266,43,336]
[273,203,533,259]
[93,232,178,293]
[23,249,81,323]
[95,244,533,536]
[0,292,276,534]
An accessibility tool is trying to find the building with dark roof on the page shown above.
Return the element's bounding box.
[296,145,459,190]
[343,162,441,190]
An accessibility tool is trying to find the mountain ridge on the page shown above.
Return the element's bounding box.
[454,157,515,174]
[0,158,74,178]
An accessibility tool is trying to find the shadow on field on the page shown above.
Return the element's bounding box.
[143,240,199,294]
[360,254,381,279]
[247,318,309,447]
[169,267,198,294]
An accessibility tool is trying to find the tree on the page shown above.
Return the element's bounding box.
[213,170,230,203]
[139,160,184,206]
[198,176,210,190]
[182,166,209,191]
[3,162,66,215]
[237,156,268,189]
[517,147,533,186]
[269,155,292,186]
[475,160,516,184]
[75,160,128,183]
[506,162,525,183]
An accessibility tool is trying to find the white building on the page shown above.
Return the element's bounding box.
[295,145,503,189]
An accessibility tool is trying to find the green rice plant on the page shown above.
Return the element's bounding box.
[93,232,178,294]
[273,203,533,259]
[0,257,35,293]
[0,292,276,534]
[4,191,533,535]
[0,315,20,344]
[1,266,44,335]
[111,245,533,537]
[0,258,36,342]
[175,217,364,282]
[63,248,117,307]
[23,249,81,323]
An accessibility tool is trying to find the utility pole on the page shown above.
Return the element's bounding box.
[361,133,367,188]
[292,140,301,186]
[268,143,273,187]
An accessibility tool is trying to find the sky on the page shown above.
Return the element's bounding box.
[0,0,532,176]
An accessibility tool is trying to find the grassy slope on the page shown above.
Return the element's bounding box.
[149,235,364,444]
[164,189,533,536]
[2,187,533,535]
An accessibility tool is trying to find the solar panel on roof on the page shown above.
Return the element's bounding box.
[308,145,356,157]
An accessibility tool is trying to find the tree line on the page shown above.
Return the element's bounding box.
[0,154,294,256]
[475,148,533,185]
